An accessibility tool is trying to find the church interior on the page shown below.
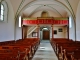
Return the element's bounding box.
[0,0,80,60]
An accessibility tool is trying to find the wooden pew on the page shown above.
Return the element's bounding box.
[0,49,19,60]
[71,49,80,60]
[51,38,80,60]
[0,46,30,60]
[59,43,80,60]
[62,47,80,60]
[52,40,73,53]
[0,40,15,46]
[0,38,40,60]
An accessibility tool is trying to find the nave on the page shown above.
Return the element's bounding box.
[0,38,80,60]
[32,40,58,60]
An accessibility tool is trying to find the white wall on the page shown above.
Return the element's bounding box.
[53,26,66,38]
[0,0,15,42]
[64,26,68,38]
[30,10,61,17]
[27,26,68,39]
[76,0,80,41]
[15,19,22,40]
[69,19,75,41]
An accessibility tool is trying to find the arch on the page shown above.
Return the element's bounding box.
[16,0,76,40]
[17,0,75,25]
[0,0,8,22]
[0,4,4,21]
[76,0,80,40]
[17,0,75,18]
[40,26,50,40]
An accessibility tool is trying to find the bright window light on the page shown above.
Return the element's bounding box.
[0,4,4,21]
[43,27,48,30]
[19,16,21,27]
[69,16,72,28]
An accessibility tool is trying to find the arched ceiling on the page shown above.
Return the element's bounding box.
[23,4,67,17]
[9,0,79,18]
[22,0,68,17]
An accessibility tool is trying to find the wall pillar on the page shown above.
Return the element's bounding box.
[37,25,40,38]
[22,25,27,39]
[67,26,69,39]
[51,25,54,39]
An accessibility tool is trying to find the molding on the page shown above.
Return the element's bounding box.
[17,0,73,18]
[47,5,63,17]
[5,1,9,23]
[65,0,76,41]
[15,0,25,19]
[65,0,75,18]
[27,5,43,17]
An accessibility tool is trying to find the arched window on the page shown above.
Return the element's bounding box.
[0,4,4,21]
[69,16,72,28]
[0,1,8,22]
[19,16,22,27]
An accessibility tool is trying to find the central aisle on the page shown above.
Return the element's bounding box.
[32,40,58,60]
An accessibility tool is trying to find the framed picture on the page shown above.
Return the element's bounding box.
[54,30,57,34]
[32,32,38,37]
[58,28,63,32]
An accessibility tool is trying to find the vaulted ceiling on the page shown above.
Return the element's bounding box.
[9,0,79,18]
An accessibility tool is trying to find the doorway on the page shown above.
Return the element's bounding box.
[43,30,50,40]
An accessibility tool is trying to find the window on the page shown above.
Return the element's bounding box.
[19,16,21,27]
[69,16,72,28]
[0,4,4,21]
[0,1,8,22]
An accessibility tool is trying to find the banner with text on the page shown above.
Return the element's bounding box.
[23,17,68,25]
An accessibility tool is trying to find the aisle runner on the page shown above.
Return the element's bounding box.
[32,40,58,60]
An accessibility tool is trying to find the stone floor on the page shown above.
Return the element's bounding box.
[32,40,58,60]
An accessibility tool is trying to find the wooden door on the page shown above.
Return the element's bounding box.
[43,30,50,40]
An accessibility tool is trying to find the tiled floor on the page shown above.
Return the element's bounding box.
[32,40,58,60]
